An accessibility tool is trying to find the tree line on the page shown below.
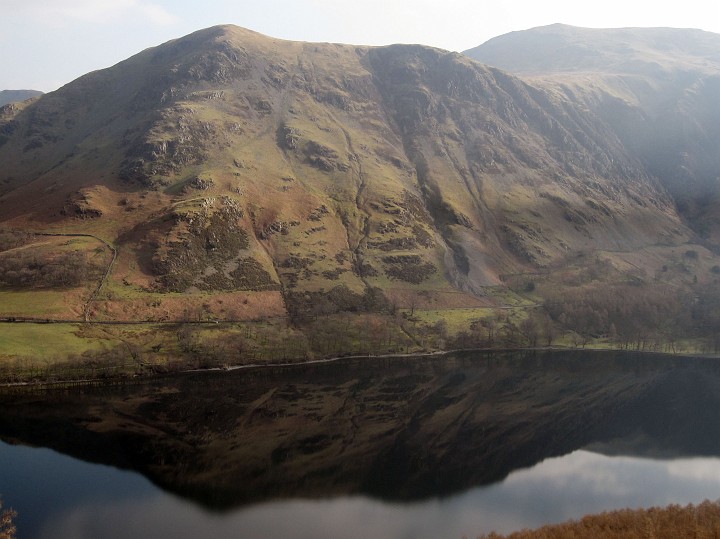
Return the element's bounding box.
[541,280,720,353]
[0,250,103,289]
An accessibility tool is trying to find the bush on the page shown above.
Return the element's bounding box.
[479,499,720,539]
[0,499,16,539]
[0,250,102,289]
[382,255,436,284]
[0,229,31,252]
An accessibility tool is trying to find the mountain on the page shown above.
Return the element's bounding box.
[0,25,717,365]
[465,24,720,241]
[0,89,43,107]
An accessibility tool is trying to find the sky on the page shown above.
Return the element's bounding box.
[2,0,720,92]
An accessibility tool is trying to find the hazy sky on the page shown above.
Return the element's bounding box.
[2,0,720,92]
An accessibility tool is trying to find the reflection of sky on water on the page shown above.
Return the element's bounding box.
[4,441,720,539]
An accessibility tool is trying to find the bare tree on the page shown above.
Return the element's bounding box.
[542,313,555,347]
[520,317,539,347]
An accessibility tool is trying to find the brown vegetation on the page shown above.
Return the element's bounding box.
[0,250,104,289]
[479,500,720,539]
[541,277,720,353]
[543,283,688,348]
[382,255,437,284]
[91,290,286,322]
[0,499,16,539]
[0,229,31,252]
[286,285,390,321]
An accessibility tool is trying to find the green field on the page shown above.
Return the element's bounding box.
[0,323,110,359]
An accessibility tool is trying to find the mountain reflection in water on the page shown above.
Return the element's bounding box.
[5,443,720,539]
[2,350,720,538]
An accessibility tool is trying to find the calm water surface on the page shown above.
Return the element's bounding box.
[2,350,720,538]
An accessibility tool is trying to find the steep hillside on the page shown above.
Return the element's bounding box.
[0,25,691,325]
[4,24,719,371]
[466,24,720,241]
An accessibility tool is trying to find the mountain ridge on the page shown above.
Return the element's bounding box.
[1,26,685,282]
[0,24,717,368]
[465,24,720,75]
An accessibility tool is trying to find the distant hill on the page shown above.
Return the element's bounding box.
[0,89,43,106]
[465,24,720,76]
[465,24,720,240]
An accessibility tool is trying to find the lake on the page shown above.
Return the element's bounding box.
[2,350,720,538]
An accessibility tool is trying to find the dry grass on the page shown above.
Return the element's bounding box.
[479,500,720,539]
[90,290,286,322]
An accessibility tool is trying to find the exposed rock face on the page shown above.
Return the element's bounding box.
[62,199,103,219]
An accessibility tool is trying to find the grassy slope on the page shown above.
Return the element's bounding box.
[0,324,110,359]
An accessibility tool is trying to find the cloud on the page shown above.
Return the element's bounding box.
[136,3,179,25]
[8,0,178,26]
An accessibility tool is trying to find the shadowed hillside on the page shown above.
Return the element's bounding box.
[466,24,720,241]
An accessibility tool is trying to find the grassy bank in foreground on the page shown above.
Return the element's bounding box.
[479,500,720,539]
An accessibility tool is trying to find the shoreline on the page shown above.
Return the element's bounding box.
[2,345,718,391]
